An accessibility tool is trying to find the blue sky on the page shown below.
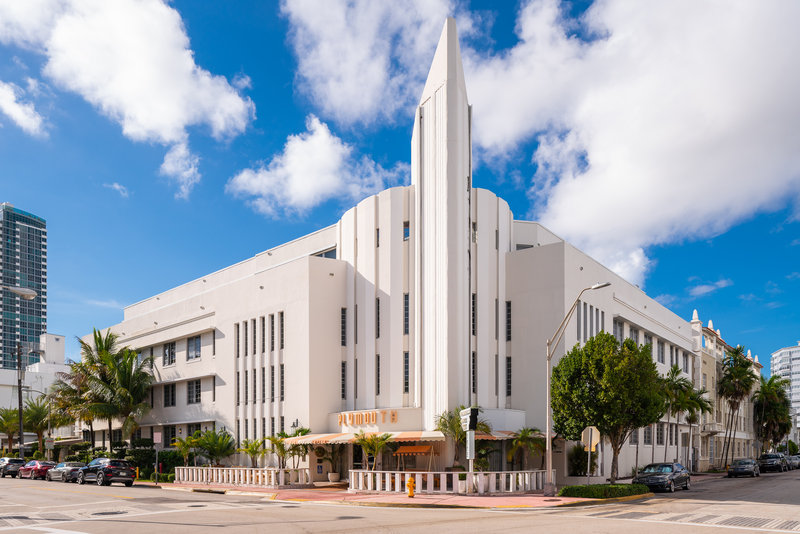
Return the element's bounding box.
[1,1,798,374]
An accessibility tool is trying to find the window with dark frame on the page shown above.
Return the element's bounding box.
[163,342,176,366]
[271,365,275,402]
[163,383,176,407]
[244,370,248,405]
[243,321,248,355]
[341,361,346,399]
[375,354,380,396]
[252,370,256,403]
[235,323,240,358]
[471,351,477,394]
[341,307,347,346]
[261,316,266,353]
[471,293,477,336]
[403,352,409,394]
[376,228,380,247]
[403,221,409,240]
[403,293,409,335]
[375,298,380,339]
[251,318,256,355]
[261,367,265,402]
[187,335,201,360]
[505,301,512,341]
[280,363,285,401]
[279,312,284,349]
[506,356,512,397]
[236,371,240,406]
[187,379,201,404]
[269,314,275,351]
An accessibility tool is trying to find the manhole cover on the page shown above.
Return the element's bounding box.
[544,499,561,502]
[92,511,127,516]
[188,505,206,508]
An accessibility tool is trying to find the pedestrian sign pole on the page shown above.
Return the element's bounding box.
[581,426,600,486]
[461,407,478,493]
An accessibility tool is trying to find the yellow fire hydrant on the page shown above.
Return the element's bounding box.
[406,475,415,498]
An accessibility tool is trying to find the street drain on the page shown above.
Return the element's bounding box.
[544,499,561,502]
[92,511,127,516]
[188,505,206,508]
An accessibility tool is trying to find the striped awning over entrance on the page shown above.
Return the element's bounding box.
[283,430,445,445]
[393,445,437,456]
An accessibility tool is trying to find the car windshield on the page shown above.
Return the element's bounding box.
[641,464,673,474]
[761,454,779,459]
[109,460,130,467]
[732,460,752,466]
[9,459,24,464]
[66,462,84,467]
[41,462,56,466]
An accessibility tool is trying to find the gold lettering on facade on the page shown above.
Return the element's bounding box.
[380,410,387,423]
[339,409,401,428]
[391,410,398,423]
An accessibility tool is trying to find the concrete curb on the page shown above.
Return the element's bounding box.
[556,493,654,507]
[281,499,485,509]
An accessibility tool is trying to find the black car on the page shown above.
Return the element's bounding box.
[77,458,135,487]
[0,457,25,478]
[632,462,691,492]
[758,453,787,472]
[727,459,759,478]
[46,461,86,482]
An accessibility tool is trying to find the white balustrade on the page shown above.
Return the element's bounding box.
[174,466,311,488]
[347,469,551,495]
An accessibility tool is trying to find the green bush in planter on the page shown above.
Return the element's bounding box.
[558,484,649,499]
[167,473,175,483]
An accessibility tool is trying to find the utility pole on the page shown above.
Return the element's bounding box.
[17,343,25,461]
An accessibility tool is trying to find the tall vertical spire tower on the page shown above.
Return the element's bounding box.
[412,18,472,427]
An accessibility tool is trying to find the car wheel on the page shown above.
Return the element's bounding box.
[46,472,51,481]
[63,474,69,483]
[10,474,16,478]
[684,478,690,490]
[668,481,675,493]
[1,472,5,478]
[77,472,85,485]
[756,470,760,477]
[96,473,105,486]
[124,481,133,487]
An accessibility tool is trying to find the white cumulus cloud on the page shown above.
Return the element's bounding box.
[689,279,733,298]
[0,80,45,136]
[0,0,254,197]
[160,142,201,200]
[227,115,408,216]
[103,182,130,198]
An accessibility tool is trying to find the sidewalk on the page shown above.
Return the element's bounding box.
[136,481,594,508]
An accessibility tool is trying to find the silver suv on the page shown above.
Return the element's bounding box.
[0,457,25,478]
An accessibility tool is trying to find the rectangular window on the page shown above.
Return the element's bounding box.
[269,314,275,351]
[376,228,380,247]
[505,301,511,341]
[471,351,477,394]
[187,423,201,437]
[341,307,347,346]
[187,335,201,360]
[471,293,477,336]
[656,423,665,445]
[251,318,256,355]
[355,305,358,344]
[212,376,216,402]
[495,228,499,250]
[583,302,588,343]
[212,329,216,356]
[354,358,358,399]
[150,387,154,408]
[244,419,248,441]
[629,327,639,345]
[589,305,594,337]
[630,428,639,445]
[243,321,248,356]
[244,370,249,405]
[280,416,285,433]
[669,345,674,367]
[235,323,240,358]
[702,373,707,389]
[403,221,410,240]
[280,363,285,401]
[261,417,266,441]
[403,294,409,335]
[403,352,410,394]
[495,298,498,340]
[506,356,512,397]
[164,425,176,448]
[261,367,266,402]
[235,421,240,447]
[261,316,266,353]
[187,379,201,404]
[270,417,275,436]
[613,320,623,344]
[600,311,605,333]
[375,298,380,339]
[236,372,240,406]
[279,312,284,349]
[253,370,257,403]
[163,342,176,366]
[576,300,581,340]
[495,354,499,396]
[163,383,176,407]
[341,361,347,399]
[683,352,689,373]
[271,365,275,402]
[375,354,381,396]
[643,425,652,445]
[658,341,665,364]
[644,333,652,350]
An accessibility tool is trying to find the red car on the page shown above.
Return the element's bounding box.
[18,460,56,480]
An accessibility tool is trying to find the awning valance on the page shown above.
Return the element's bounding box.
[284,430,445,445]
[393,445,437,456]
[475,430,518,441]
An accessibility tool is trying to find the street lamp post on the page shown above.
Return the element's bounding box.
[3,285,38,461]
[544,282,610,496]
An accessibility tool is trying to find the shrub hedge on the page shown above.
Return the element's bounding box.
[558,483,650,499]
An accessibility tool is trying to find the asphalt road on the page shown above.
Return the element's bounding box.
[1,471,799,533]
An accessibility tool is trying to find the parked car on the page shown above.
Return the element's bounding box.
[632,462,691,492]
[727,459,760,478]
[77,458,135,487]
[46,462,86,482]
[758,453,788,472]
[0,458,25,478]
[18,460,56,480]
[787,455,800,470]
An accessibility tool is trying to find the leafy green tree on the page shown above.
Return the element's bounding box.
[172,431,201,467]
[506,427,545,470]
[353,431,393,471]
[551,332,664,483]
[0,407,19,454]
[23,397,50,453]
[196,429,236,465]
[238,438,265,468]
[753,374,791,452]
[434,405,491,466]
[661,365,692,462]
[717,347,757,467]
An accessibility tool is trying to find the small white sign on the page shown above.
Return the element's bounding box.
[44,437,55,450]
[465,430,475,460]
[581,426,600,452]
[153,432,162,444]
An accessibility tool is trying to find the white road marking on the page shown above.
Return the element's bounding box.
[556,512,799,533]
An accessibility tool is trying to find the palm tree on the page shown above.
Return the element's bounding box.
[0,408,19,454]
[661,365,692,462]
[78,329,123,444]
[434,405,491,466]
[23,397,50,452]
[172,431,201,467]
[683,388,712,471]
[196,429,236,466]
[506,427,545,470]
[353,431,393,471]
[50,361,95,446]
[717,347,757,468]
[238,438,265,468]
[753,375,791,452]
[266,434,290,469]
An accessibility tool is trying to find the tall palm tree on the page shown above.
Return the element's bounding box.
[78,329,123,445]
[354,431,393,471]
[506,427,546,470]
[683,388,712,471]
[661,365,692,462]
[266,434,290,469]
[717,347,756,467]
[23,397,50,452]
[49,361,95,446]
[238,438,265,468]
[434,405,491,466]
[0,407,19,454]
[753,375,791,452]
